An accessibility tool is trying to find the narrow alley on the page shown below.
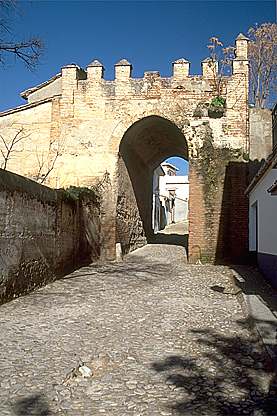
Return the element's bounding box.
[0,243,274,415]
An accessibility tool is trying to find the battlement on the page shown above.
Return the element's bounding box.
[62,33,248,81]
[61,52,247,83]
[20,33,248,105]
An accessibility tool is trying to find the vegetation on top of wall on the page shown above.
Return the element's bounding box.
[193,98,226,119]
[62,186,100,204]
[210,96,226,108]
[208,97,226,118]
[62,172,111,204]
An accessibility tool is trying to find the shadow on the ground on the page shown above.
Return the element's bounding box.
[151,323,277,415]
[232,265,277,316]
[60,254,177,282]
[148,233,188,249]
[13,394,51,415]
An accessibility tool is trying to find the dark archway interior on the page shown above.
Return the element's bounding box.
[117,116,188,254]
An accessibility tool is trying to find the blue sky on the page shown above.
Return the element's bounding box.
[0,0,275,174]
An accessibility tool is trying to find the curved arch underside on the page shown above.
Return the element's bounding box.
[120,116,188,169]
[117,116,188,252]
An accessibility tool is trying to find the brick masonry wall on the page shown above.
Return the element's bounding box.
[0,169,100,304]
[189,162,207,262]
[221,162,249,262]
[189,156,249,264]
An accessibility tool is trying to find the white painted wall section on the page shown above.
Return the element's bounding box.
[249,168,277,256]
[159,175,189,201]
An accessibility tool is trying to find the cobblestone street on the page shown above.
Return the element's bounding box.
[0,244,275,415]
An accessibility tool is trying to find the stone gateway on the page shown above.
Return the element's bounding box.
[0,34,250,263]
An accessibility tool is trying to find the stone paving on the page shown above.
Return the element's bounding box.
[0,244,276,415]
[159,221,189,236]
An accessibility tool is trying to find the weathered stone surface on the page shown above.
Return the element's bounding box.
[0,169,100,304]
[249,108,273,179]
[116,155,146,254]
[0,35,250,262]
[127,244,187,265]
[0,245,274,415]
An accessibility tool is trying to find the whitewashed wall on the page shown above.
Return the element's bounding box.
[152,167,165,233]
[175,198,188,223]
[159,175,189,201]
[249,168,277,255]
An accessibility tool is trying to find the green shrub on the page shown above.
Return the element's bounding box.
[210,96,226,108]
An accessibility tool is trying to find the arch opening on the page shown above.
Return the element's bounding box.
[152,156,189,247]
[117,116,189,255]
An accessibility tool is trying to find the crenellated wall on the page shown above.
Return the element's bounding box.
[0,34,250,262]
[0,35,249,187]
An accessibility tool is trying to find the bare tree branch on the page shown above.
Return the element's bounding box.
[248,23,277,108]
[0,0,43,70]
[206,37,235,98]
[40,151,60,184]
[0,127,29,170]
[34,138,64,184]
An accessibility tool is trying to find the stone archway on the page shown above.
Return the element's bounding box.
[116,115,188,256]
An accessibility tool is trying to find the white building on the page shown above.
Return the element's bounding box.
[152,165,165,233]
[152,162,189,233]
[247,149,277,289]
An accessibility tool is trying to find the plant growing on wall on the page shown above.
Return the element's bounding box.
[0,126,30,170]
[208,96,226,118]
[207,36,235,96]
[206,37,235,117]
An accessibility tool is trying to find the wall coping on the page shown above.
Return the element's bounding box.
[0,168,58,203]
[0,95,60,117]
[20,73,61,99]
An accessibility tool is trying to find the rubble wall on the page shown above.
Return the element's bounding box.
[0,169,100,304]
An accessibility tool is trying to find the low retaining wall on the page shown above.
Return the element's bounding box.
[0,169,100,304]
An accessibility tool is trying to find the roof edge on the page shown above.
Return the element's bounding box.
[20,73,61,99]
[245,149,277,195]
[0,95,61,117]
[267,180,277,194]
